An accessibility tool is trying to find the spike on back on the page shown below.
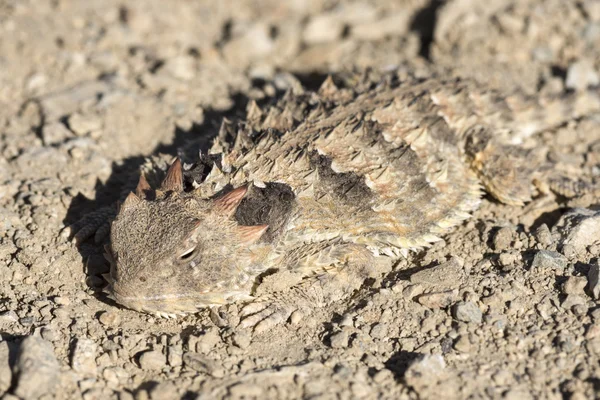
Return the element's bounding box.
[318,75,339,98]
[120,192,142,213]
[161,158,183,192]
[247,100,263,121]
[136,173,152,199]
[214,186,248,216]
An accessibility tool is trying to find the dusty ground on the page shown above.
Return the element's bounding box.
[2,0,600,399]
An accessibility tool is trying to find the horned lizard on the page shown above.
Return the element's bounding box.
[65,72,600,331]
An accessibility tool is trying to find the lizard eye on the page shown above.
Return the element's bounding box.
[179,246,197,260]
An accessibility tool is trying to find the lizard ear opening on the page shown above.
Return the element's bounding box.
[237,224,268,245]
[213,186,248,216]
[161,157,184,192]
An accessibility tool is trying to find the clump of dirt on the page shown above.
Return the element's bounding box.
[1,0,600,399]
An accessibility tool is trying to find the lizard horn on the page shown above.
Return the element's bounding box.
[135,173,152,199]
[214,186,248,216]
[238,224,269,245]
[161,157,184,192]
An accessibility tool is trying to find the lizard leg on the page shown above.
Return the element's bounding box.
[60,205,116,245]
[464,125,538,206]
[238,242,389,333]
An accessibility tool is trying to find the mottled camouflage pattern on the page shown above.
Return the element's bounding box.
[83,74,600,328]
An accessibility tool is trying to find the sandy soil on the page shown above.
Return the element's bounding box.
[2,0,600,399]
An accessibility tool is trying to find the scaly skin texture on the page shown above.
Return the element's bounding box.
[71,73,600,329]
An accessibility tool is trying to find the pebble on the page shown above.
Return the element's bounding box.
[183,353,224,377]
[232,331,251,349]
[329,330,349,348]
[493,226,514,250]
[404,354,447,393]
[553,208,600,255]
[98,310,122,326]
[0,310,18,323]
[589,262,600,299]
[566,59,600,91]
[68,113,103,136]
[41,122,73,146]
[138,350,166,370]
[530,250,567,270]
[562,276,587,295]
[194,329,221,353]
[534,224,553,246]
[370,323,388,339]
[303,14,344,44]
[410,257,464,288]
[0,341,11,394]
[452,301,483,324]
[498,252,519,270]
[71,338,98,376]
[53,296,71,306]
[562,294,586,309]
[167,344,183,367]
[453,335,472,353]
[164,56,196,81]
[13,336,60,399]
[417,289,459,309]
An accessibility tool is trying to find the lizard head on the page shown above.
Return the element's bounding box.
[105,158,269,317]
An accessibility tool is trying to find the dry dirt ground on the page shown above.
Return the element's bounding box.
[2,0,600,399]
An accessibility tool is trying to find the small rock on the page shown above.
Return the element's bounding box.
[0,310,18,323]
[530,250,567,270]
[195,329,221,353]
[369,323,388,339]
[183,353,223,377]
[40,327,61,342]
[562,276,588,295]
[42,122,73,145]
[493,227,514,250]
[404,354,447,394]
[68,113,103,136]
[13,336,60,399]
[167,344,183,368]
[339,314,353,327]
[402,284,424,298]
[0,341,11,395]
[498,252,519,270]
[410,257,465,288]
[329,331,349,348]
[534,224,553,246]
[71,338,98,376]
[566,60,600,91]
[164,56,196,81]
[452,301,483,324]
[232,331,251,349]
[453,335,472,353]
[417,289,459,309]
[289,310,304,325]
[138,350,166,370]
[303,14,344,44]
[562,294,586,309]
[98,310,121,326]
[553,208,600,255]
[53,296,71,306]
[589,262,600,299]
